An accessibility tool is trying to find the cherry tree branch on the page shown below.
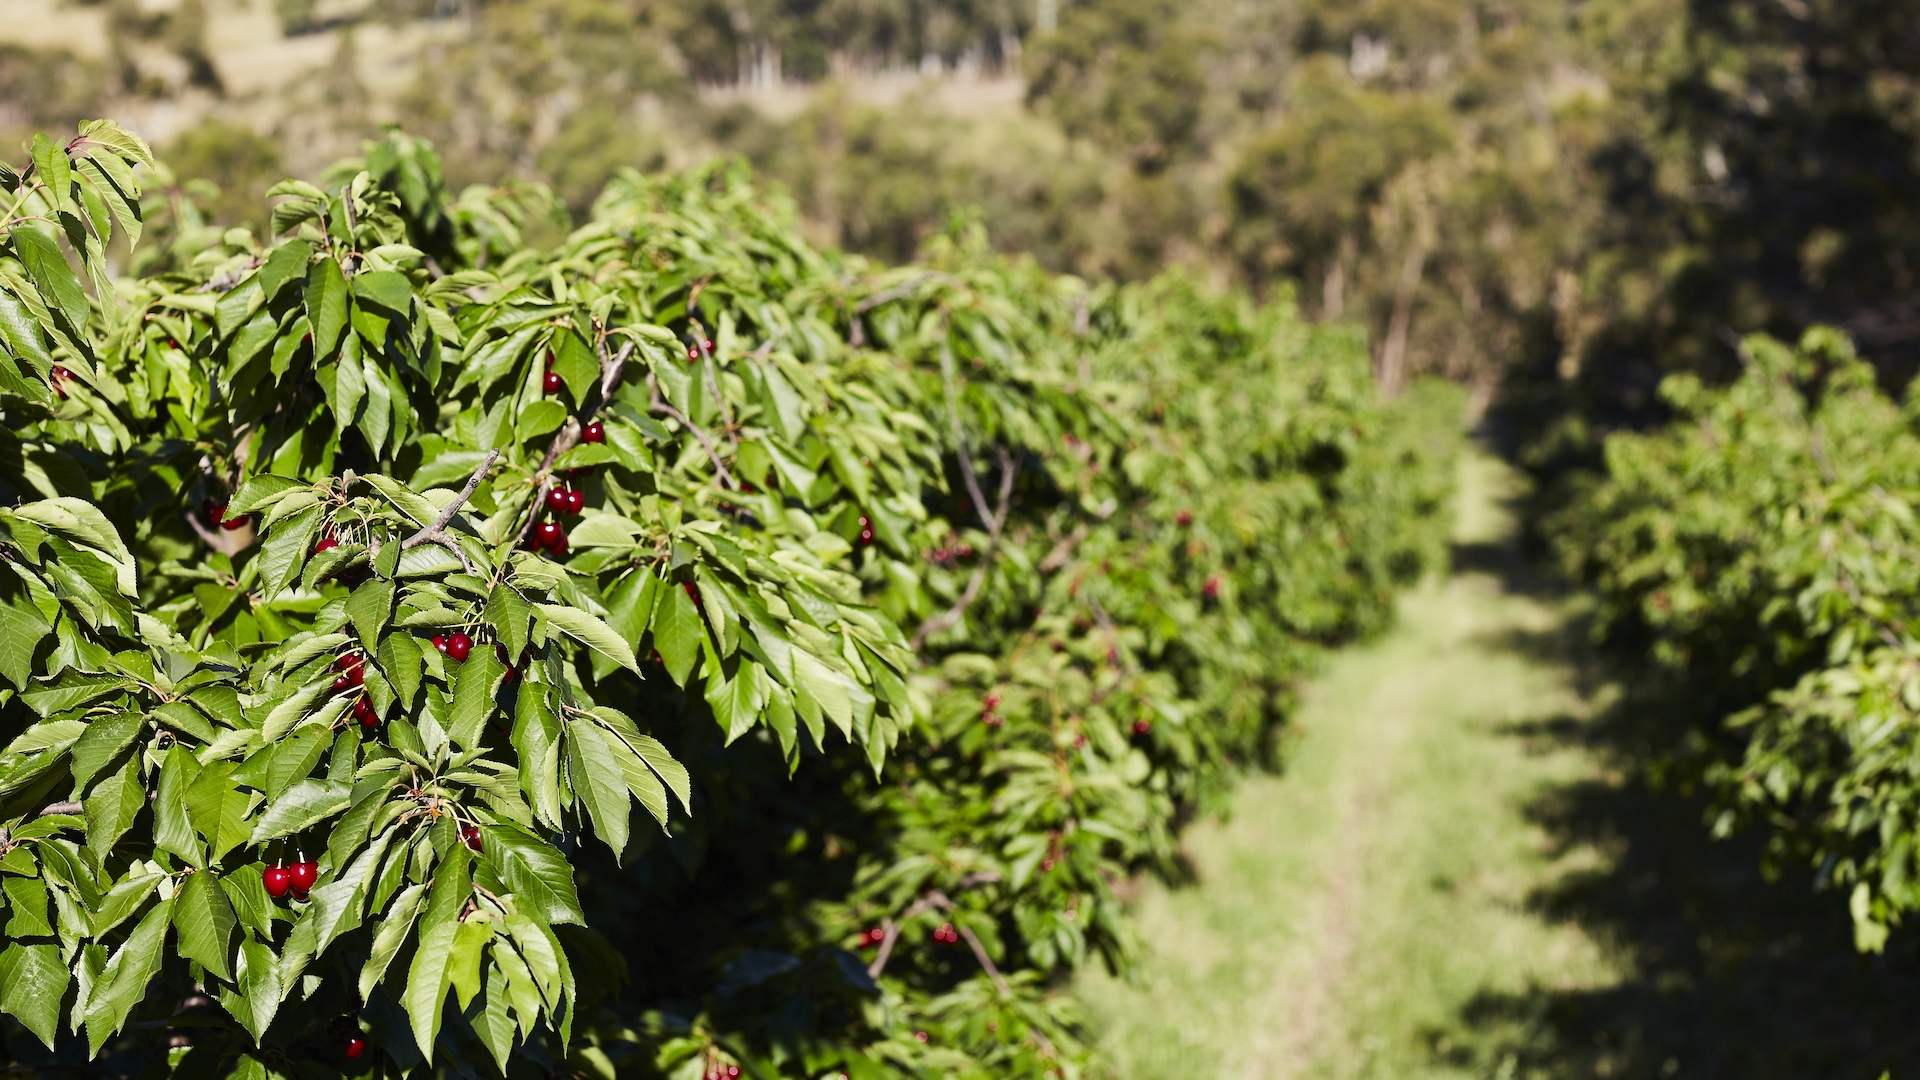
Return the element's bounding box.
[516,339,635,543]
[38,801,82,816]
[649,374,736,490]
[400,448,500,573]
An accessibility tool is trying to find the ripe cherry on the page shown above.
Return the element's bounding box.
[683,581,701,606]
[289,858,318,896]
[565,488,585,515]
[315,534,339,553]
[984,693,1000,712]
[344,1034,367,1060]
[685,344,699,361]
[332,676,352,694]
[547,487,573,514]
[430,633,448,653]
[1133,718,1152,736]
[542,370,564,395]
[334,654,365,685]
[461,824,482,851]
[1176,509,1194,527]
[546,528,569,556]
[581,421,605,444]
[263,864,292,899]
[533,521,564,550]
[445,632,473,663]
[49,365,70,398]
[353,696,379,729]
[1202,576,1221,600]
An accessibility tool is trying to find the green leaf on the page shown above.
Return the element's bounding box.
[352,269,412,314]
[448,919,493,1009]
[10,498,137,597]
[11,226,88,337]
[305,255,349,360]
[482,823,583,925]
[0,289,54,382]
[153,745,203,865]
[404,847,472,1062]
[0,942,67,1048]
[649,585,705,685]
[188,761,256,864]
[347,577,395,653]
[536,603,639,673]
[447,645,503,750]
[68,711,141,791]
[2,875,51,937]
[84,753,143,861]
[566,721,631,861]
[257,502,322,599]
[83,895,174,1055]
[29,134,71,217]
[249,778,352,844]
[172,870,236,982]
[484,585,532,663]
[359,882,425,1001]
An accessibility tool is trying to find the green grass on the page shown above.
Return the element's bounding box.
[1078,451,1629,1078]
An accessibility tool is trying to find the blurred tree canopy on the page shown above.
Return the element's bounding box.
[4,0,1916,425]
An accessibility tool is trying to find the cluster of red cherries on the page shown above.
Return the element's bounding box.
[701,1065,741,1080]
[856,514,874,546]
[330,652,381,730]
[980,692,1004,729]
[926,541,976,566]
[856,925,887,948]
[262,852,318,901]
[930,923,959,945]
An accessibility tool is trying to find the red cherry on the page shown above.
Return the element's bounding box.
[345,1035,367,1060]
[461,824,482,851]
[1133,719,1152,736]
[334,653,364,679]
[544,350,556,371]
[1202,576,1221,600]
[1176,509,1194,527]
[581,421,605,444]
[533,521,563,549]
[685,344,699,360]
[858,529,874,546]
[315,534,339,553]
[332,676,352,694]
[545,528,569,557]
[565,488,585,515]
[547,487,573,514]
[49,365,69,398]
[445,632,472,663]
[289,859,318,893]
[702,339,715,353]
[263,865,291,898]
[354,696,379,729]
[543,370,564,394]
[682,582,700,605]
[430,634,448,653]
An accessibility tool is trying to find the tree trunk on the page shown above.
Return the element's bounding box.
[1377,239,1429,397]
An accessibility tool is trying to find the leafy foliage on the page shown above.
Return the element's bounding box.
[1551,328,1920,952]
[0,122,1458,1076]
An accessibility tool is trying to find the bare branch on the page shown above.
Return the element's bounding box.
[39,801,82,816]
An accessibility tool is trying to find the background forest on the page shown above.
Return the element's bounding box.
[9,0,1917,436]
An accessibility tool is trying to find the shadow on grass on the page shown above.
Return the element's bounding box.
[1435,530,1920,1078]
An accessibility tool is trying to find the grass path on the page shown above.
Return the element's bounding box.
[1077,450,1629,1078]
[1078,449,1920,1078]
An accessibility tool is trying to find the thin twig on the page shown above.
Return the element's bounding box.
[914,449,1017,650]
[400,448,499,573]
[39,801,82,816]
[649,374,736,490]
